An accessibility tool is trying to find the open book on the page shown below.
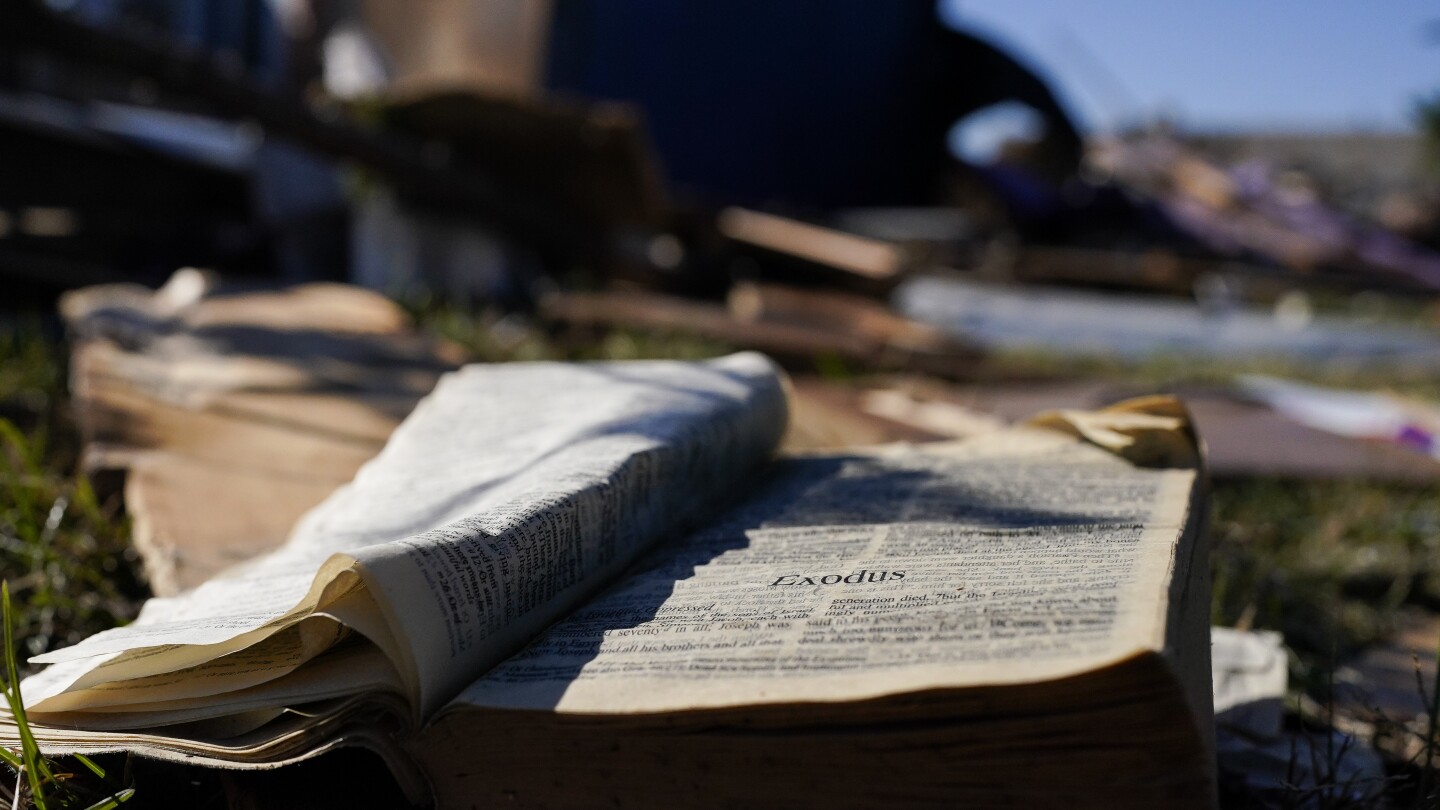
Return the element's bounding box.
[4,353,1214,808]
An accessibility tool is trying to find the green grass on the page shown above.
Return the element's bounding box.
[986,343,1440,400]
[1210,477,1440,688]
[0,323,143,670]
[2,581,53,808]
[3,582,136,809]
[0,321,144,809]
[406,298,740,365]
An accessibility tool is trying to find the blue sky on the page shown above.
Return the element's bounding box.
[941,0,1439,134]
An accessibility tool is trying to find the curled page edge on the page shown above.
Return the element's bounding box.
[1024,395,1202,470]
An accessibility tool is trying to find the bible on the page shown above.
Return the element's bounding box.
[3,352,1215,808]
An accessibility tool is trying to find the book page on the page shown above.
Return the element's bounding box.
[451,424,1199,715]
[343,355,790,714]
[24,552,359,705]
[29,642,402,731]
[22,353,788,722]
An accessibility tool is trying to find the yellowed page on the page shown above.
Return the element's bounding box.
[451,423,1198,715]
[24,554,360,708]
[32,642,402,729]
[28,619,347,712]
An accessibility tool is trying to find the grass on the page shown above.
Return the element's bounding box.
[405,297,740,364]
[1211,478,1440,667]
[987,343,1440,401]
[0,324,143,669]
[0,321,144,809]
[2,581,51,808]
[3,583,136,810]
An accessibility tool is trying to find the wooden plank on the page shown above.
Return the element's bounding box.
[716,207,912,291]
[62,276,417,336]
[75,380,387,482]
[120,451,353,594]
[543,286,979,378]
[728,281,976,364]
[62,274,460,594]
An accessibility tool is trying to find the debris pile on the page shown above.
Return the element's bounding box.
[6,2,1440,807]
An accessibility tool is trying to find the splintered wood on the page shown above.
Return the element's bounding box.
[63,270,461,595]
